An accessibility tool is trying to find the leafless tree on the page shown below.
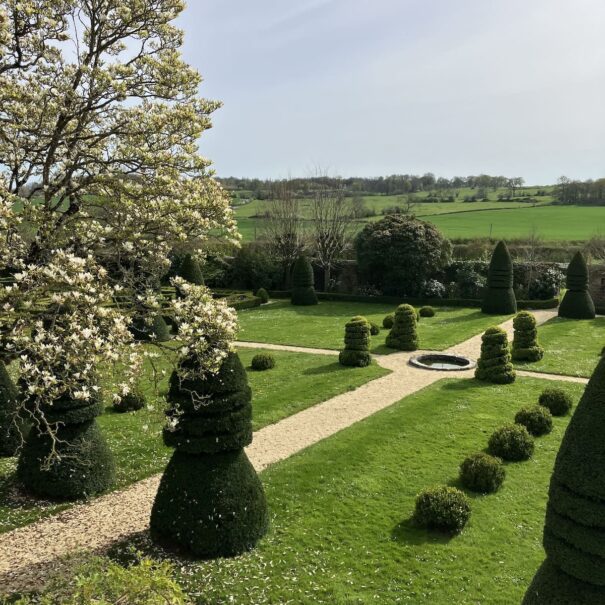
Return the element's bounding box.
[310,183,354,291]
[263,180,306,287]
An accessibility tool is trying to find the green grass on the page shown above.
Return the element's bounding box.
[515,316,605,378]
[238,301,509,352]
[0,347,387,534]
[121,376,584,604]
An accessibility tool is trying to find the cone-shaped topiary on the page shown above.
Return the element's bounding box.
[150,351,268,558]
[177,253,205,285]
[475,326,515,384]
[291,256,318,306]
[0,360,24,457]
[523,355,605,604]
[481,241,517,314]
[512,311,544,362]
[339,316,372,367]
[558,251,595,319]
[385,304,418,351]
[17,390,115,500]
[130,313,171,342]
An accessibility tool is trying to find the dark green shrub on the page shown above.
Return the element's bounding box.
[226,245,281,291]
[291,256,318,306]
[339,316,371,367]
[255,287,269,304]
[369,321,380,336]
[512,311,544,362]
[474,327,516,384]
[355,215,452,297]
[419,306,435,318]
[515,405,553,436]
[130,313,171,342]
[177,254,204,285]
[459,452,505,494]
[539,388,573,416]
[385,304,418,351]
[558,251,595,319]
[113,388,146,413]
[413,486,471,534]
[382,313,394,329]
[481,241,517,314]
[251,353,275,371]
[0,360,24,457]
[488,424,534,461]
[150,352,268,557]
[523,355,605,603]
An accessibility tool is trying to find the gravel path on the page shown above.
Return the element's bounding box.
[0,310,565,593]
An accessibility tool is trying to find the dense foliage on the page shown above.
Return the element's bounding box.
[256,287,270,304]
[512,311,544,362]
[481,241,517,314]
[488,424,534,461]
[291,255,318,306]
[515,405,553,437]
[339,316,372,367]
[419,306,435,318]
[151,351,268,557]
[385,304,418,351]
[524,357,605,604]
[558,252,595,319]
[251,352,276,371]
[382,313,395,329]
[539,388,574,417]
[177,254,205,285]
[112,387,146,414]
[475,327,516,384]
[355,215,451,297]
[0,359,22,457]
[413,486,471,534]
[459,452,505,494]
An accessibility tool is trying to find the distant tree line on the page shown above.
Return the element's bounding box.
[555,176,605,205]
[220,174,525,200]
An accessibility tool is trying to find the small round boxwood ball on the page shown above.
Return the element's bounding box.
[413,486,471,534]
[539,388,573,416]
[419,306,435,318]
[488,424,534,461]
[515,405,553,436]
[251,353,275,371]
[459,452,505,494]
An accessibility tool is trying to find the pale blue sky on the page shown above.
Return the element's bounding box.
[178,0,605,184]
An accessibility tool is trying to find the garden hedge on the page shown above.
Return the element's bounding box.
[523,356,605,603]
[512,311,544,362]
[150,351,268,557]
[0,360,23,457]
[475,327,516,384]
[339,316,372,367]
[177,254,205,285]
[291,256,318,306]
[385,304,418,351]
[481,241,517,314]
[558,251,595,319]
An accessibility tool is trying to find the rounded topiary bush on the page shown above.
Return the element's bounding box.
[369,322,380,336]
[385,304,418,351]
[151,352,268,557]
[113,388,146,413]
[482,241,517,315]
[419,306,435,318]
[382,313,394,329]
[512,311,544,362]
[558,251,595,319]
[488,424,534,461]
[539,388,573,417]
[413,486,471,534]
[515,405,553,437]
[459,452,505,494]
[177,253,205,285]
[291,256,318,306]
[474,326,515,384]
[339,316,371,367]
[130,313,171,343]
[255,288,269,304]
[0,359,24,457]
[251,353,275,371]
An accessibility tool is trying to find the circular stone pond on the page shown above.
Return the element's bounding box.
[409,353,476,372]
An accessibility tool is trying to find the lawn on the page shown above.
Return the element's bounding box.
[238,301,510,352]
[0,347,388,534]
[118,375,584,604]
[515,316,605,378]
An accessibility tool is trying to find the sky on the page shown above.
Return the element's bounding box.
[178,0,605,184]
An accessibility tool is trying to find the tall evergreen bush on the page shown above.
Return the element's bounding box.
[558,251,595,319]
[512,311,544,362]
[177,254,205,285]
[481,241,517,314]
[339,316,371,367]
[523,356,605,604]
[150,352,268,557]
[385,304,418,351]
[291,256,318,306]
[475,326,515,384]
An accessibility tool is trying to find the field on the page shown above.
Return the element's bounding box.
[121,376,584,605]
